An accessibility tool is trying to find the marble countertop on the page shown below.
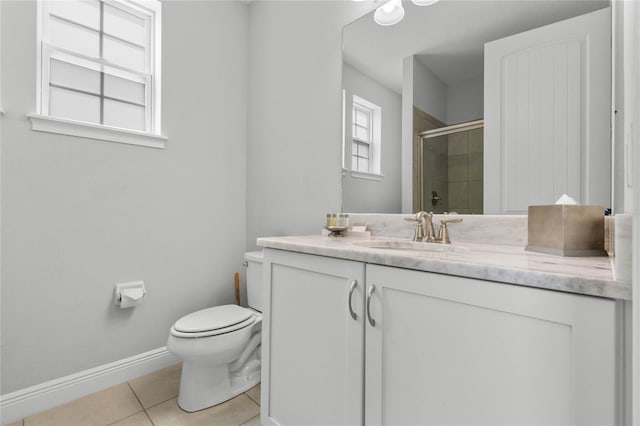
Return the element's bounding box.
[257,234,631,301]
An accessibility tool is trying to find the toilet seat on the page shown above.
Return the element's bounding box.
[171,305,256,338]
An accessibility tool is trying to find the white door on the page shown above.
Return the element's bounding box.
[261,249,365,426]
[484,8,611,214]
[365,264,619,425]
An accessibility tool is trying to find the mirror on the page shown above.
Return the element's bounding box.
[342,0,611,214]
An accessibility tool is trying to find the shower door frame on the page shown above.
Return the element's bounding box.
[415,119,484,213]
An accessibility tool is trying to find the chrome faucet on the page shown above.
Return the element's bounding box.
[423,212,437,242]
[405,212,463,244]
[405,211,428,241]
[405,211,437,242]
[436,217,463,244]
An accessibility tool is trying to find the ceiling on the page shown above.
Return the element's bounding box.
[343,0,609,93]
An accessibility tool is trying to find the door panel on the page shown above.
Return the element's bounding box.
[262,249,365,426]
[484,8,611,213]
[365,264,617,426]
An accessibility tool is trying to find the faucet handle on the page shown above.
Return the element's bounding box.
[438,218,463,244]
[442,218,463,224]
[405,220,425,241]
[404,214,426,241]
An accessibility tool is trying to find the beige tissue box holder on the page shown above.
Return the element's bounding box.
[526,205,606,257]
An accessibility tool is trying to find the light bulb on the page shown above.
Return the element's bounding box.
[374,0,405,26]
[382,1,396,12]
[412,0,439,5]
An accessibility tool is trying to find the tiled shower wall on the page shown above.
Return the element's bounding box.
[447,128,483,214]
[422,126,483,214]
[423,135,449,213]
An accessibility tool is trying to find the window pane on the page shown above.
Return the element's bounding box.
[360,143,370,159]
[104,99,146,131]
[103,36,146,72]
[355,125,369,142]
[104,3,146,46]
[50,59,100,94]
[104,74,145,105]
[49,0,100,30]
[353,155,369,173]
[354,109,370,127]
[50,17,100,57]
[49,86,100,124]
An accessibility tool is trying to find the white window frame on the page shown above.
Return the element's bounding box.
[351,94,383,180]
[352,102,372,172]
[28,0,166,149]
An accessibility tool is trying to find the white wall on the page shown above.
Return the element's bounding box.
[412,59,447,123]
[342,63,402,213]
[622,1,640,421]
[447,75,484,125]
[401,56,448,212]
[615,0,633,214]
[246,1,374,249]
[0,0,248,394]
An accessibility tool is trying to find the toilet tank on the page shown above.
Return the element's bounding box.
[244,251,264,312]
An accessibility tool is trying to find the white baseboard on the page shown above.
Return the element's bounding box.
[1,347,178,425]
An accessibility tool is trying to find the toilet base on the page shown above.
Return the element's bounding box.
[177,357,261,412]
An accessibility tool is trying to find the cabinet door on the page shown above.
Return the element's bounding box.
[365,264,618,426]
[261,249,365,426]
[484,8,611,214]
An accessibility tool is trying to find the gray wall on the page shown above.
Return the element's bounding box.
[1,0,248,393]
[1,0,374,395]
[341,63,402,213]
[447,75,484,125]
[412,59,448,123]
[246,1,373,249]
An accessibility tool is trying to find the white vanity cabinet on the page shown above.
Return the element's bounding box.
[365,264,620,426]
[262,248,623,426]
[261,249,366,426]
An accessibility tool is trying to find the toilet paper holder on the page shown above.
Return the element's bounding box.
[114,281,147,309]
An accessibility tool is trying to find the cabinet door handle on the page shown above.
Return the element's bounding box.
[366,285,376,327]
[348,280,358,320]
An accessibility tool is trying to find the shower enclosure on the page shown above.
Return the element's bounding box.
[416,120,484,214]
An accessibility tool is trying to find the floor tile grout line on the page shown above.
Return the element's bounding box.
[238,413,260,426]
[245,392,260,407]
[105,410,146,426]
[127,382,156,426]
[244,387,261,407]
[17,369,256,426]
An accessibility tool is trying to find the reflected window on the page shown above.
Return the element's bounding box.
[351,95,382,175]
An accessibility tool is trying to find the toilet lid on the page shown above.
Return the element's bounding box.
[173,304,253,334]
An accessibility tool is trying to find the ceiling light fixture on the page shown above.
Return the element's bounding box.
[373,0,440,26]
[411,0,439,6]
[374,0,405,26]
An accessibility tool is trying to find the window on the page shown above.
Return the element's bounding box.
[352,102,372,173]
[351,95,382,178]
[29,0,165,148]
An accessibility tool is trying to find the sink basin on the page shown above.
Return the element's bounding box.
[352,240,467,253]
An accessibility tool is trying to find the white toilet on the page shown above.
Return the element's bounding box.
[167,251,263,412]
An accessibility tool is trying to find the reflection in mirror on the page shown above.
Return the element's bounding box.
[342,0,611,214]
[417,120,484,214]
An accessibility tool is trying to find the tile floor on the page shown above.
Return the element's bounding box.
[7,364,261,426]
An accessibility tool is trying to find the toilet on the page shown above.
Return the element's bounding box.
[167,251,263,412]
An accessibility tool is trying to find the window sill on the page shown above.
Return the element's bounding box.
[349,170,384,181]
[27,114,167,149]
